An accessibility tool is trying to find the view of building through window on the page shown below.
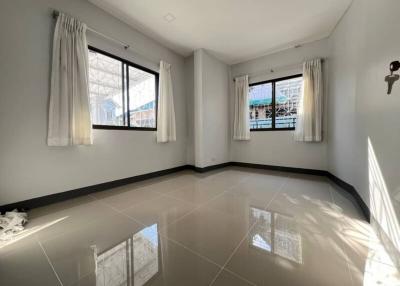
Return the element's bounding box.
[128,66,156,128]
[275,77,302,128]
[249,82,273,129]
[88,48,157,129]
[249,75,302,130]
[89,51,124,126]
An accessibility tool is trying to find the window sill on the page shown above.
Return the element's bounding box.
[93,125,156,131]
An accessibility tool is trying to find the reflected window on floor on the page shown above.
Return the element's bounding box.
[250,207,302,264]
[95,224,159,286]
[133,224,159,286]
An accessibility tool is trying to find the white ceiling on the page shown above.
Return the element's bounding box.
[89,0,352,64]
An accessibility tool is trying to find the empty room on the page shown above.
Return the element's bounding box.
[1,0,400,285]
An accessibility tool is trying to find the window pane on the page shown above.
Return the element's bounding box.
[249,83,273,129]
[89,50,125,126]
[275,77,302,129]
[128,66,156,128]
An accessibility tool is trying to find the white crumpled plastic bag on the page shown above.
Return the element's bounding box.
[0,210,28,241]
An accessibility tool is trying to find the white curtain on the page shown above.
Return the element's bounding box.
[295,59,323,142]
[157,61,176,143]
[233,75,250,140]
[48,13,92,146]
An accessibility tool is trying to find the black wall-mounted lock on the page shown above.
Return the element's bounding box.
[385,60,400,95]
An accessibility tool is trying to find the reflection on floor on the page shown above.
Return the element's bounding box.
[0,167,399,286]
[95,224,159,286]
[250,208,302,264]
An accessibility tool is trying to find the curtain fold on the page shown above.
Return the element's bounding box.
[295,59,323,142]
[233,75,250,140]
[48,13,92,146]
[157,61,176,143]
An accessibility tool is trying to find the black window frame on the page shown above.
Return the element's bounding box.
[249,74,302,132]
[88,45,159,131]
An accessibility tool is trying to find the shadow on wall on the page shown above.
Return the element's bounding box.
[368,137,400,268]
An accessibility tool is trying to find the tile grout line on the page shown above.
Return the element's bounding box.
[90,186,225,233]
[207,220,258,286]
[36,195,145,244]
[146,169,232,197]
[223,268,258,286]
[88,191,163,212]
[89,172,240,214]
[156,181,242,228]
[158,176,247,203]
[89,195,149,227]
[89,167,252,208]
[154,174,261,285]
[38,240,64,286]
[91,171,287,286]
[91,198,194,282]
[157,183,244,235]
[87,173,203,211]
[265,173,292,211]
[160,232,257,285]
[157,203,203,229]
[125,182,236,230]
[160,234,224,268]
[208,174,292,286]
[89,175,245,231]
[88,193,147,215]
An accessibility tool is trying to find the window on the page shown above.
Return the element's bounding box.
[88,46,158,130]
[249,74,302,131]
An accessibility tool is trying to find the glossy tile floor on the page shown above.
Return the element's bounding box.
[1,168,399,286]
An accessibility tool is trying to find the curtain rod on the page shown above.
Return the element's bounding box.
[52,10,160,67]
[233,58,325,82]
[52,10,130,50]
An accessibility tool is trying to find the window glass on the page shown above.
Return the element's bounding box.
[275,77,302,129]
[128,66,156,128]
[89,50,125,126]
[249,83,273,129]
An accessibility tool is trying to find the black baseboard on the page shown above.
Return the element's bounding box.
[0,165,188,213]
[230,162,328,176]
[326,172,370,222]
[187,162,231,173]
[0,161,370,222]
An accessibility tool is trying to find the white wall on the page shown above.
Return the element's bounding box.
[201,50,230,166]
[0,0,187,205]
[328,0,400,263]
[230,39,330,170]
[187,49,230,167]
[185,55,195,165]
[193,50,205,167]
